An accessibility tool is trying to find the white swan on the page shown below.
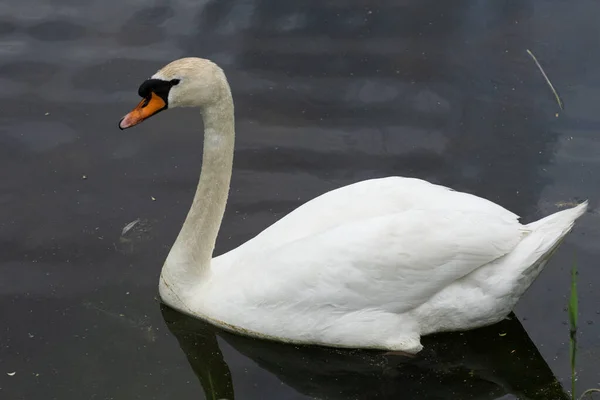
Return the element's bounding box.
[119,57,587,353]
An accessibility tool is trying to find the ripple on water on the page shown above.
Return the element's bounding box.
[0,20,17,36]
[2,121,78,153]
[26,20,86,42]
[0,61,59,85]
[71,58,157,92]
[117,6,174,46]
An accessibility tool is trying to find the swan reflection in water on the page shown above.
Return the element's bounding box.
[161,305,568,400]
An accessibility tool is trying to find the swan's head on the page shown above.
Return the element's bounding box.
[119,57,229,130]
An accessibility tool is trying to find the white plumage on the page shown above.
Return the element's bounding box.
[205,178,586,352]
[119,58,588,353]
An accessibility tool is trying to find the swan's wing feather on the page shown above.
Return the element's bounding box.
[218,177,519,265]
[227,209,526,314]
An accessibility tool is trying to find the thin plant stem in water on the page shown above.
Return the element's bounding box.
[568,261,599,400]
[581,389,600,399]
[526,49,564,111]
[569,262,578,400]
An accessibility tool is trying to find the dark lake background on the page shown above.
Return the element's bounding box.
[1,0,599,398]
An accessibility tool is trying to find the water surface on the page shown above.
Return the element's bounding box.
[1,0,599,399]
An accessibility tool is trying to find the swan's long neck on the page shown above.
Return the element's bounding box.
[162,91,234,289]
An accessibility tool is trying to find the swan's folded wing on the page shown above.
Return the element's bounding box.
[217,177,519,267]
[225,209,527,314]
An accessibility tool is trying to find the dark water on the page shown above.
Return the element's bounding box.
[1,0,599,399]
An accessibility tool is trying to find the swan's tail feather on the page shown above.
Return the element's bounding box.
[526,200,588,233]
[507,200,588,286]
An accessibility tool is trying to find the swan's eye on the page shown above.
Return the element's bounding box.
[171,79,180,86]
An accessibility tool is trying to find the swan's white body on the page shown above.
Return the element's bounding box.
[165,177,586,353]
[122,58,587,353]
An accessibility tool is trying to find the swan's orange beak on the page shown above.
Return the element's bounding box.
[119,92,167,130]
